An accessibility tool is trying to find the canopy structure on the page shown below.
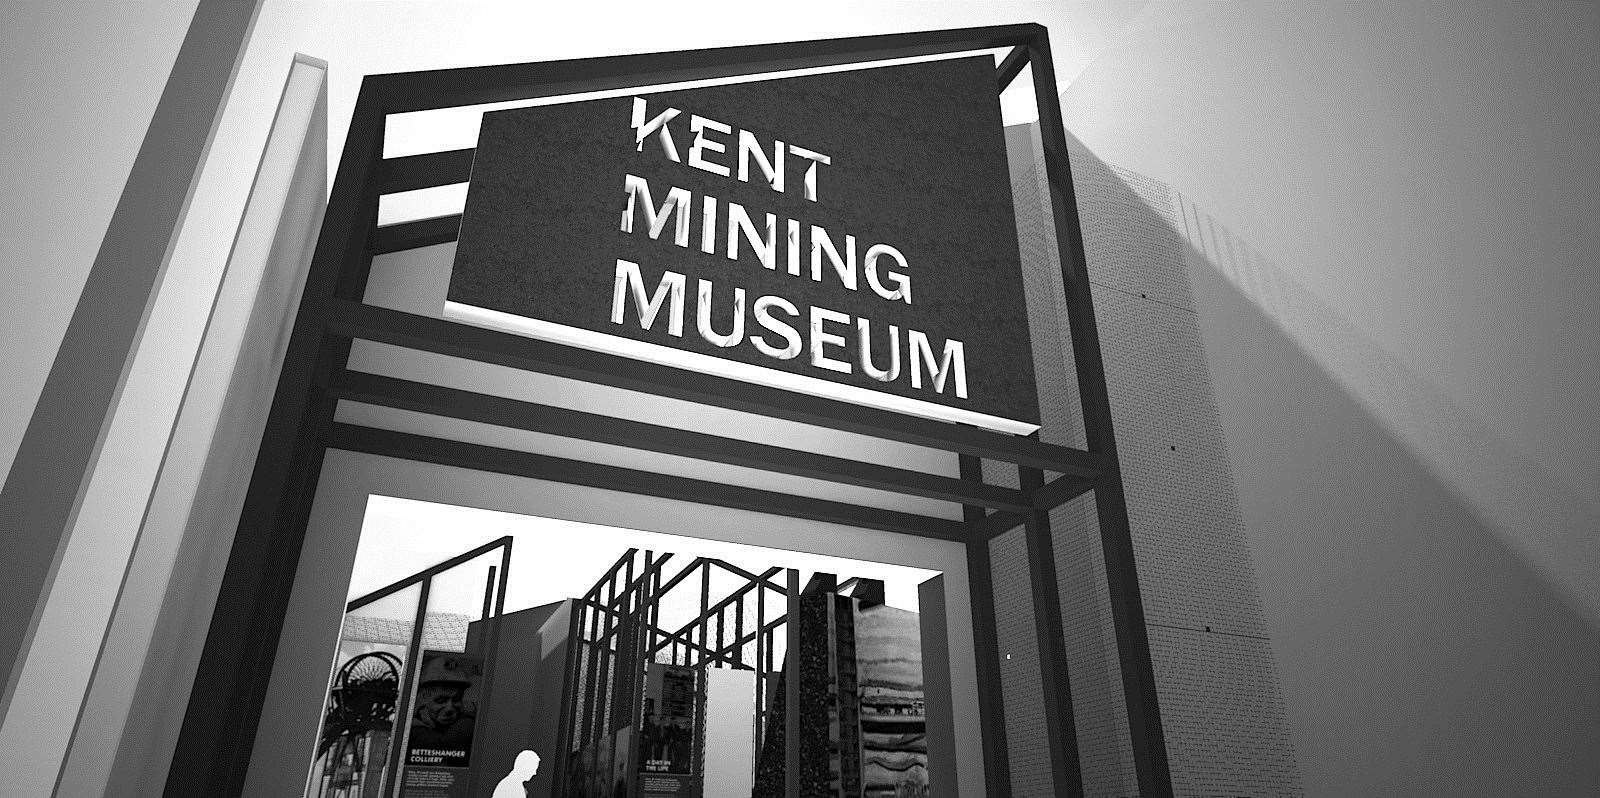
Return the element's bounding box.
[171,25,1173,798]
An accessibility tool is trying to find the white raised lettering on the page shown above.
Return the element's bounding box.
[787,145,830,202]
[630,97,681,161]
[611,259,685,337]
[865,243,911,304]
[696,279,745,348]
[738,129,784,192]
[726,202,776,270]
[909,330,967,398]
[751,295,802,360]
[810,226,857,290]
[857,319,901,383]
[621,175,691,248]
[688,115,733,177]
[809,306,852,374]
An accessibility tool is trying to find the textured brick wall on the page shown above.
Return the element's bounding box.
[994,123,1301,796]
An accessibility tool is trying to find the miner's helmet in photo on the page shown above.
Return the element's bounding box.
[417,655,477,688]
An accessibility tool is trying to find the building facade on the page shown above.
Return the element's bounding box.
[991,124,1301,795]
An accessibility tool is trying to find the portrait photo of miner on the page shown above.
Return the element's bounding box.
[405,652,481,766]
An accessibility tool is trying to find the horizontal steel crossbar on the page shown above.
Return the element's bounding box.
[329,369,1030,512]
[1034,472,1096,510]
[974,508,1028,540]
[996,45,1030,89]
[327,301,1105,476]
[372,214,461,254]
[325,422,971,541]
[367,24,1044,113]
[344,535,510,612]
[371,42,1035,198]
[378,148,475,194]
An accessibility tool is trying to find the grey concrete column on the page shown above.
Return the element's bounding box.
[0,0,263,716]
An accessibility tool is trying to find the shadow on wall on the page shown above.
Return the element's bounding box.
[1173,186,1600,631]
[1065,137,1600,797]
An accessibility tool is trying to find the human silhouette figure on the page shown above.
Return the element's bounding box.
[493,750,540,798]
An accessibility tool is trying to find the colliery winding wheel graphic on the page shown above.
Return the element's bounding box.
[316,651,402,797]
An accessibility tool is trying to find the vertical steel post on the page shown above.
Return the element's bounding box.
[468,540,513,796]
[699,563,711,667]
[755,579,767,754]
[1026,27,1174,797]
[1019,465,1085,796]
[480,566,497,623]
[785,568,800,798]
[959,454,1012,797]
[553,602,581,795]
[382,577,431,797]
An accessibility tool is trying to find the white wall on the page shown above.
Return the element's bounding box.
[1060,1,1600,617]
[1057,2,1600,794]
[0,0,200,484]
[53,56,328,798]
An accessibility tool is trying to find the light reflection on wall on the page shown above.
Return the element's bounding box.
[1173,188,1600,624]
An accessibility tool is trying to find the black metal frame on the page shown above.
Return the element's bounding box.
[559,550,830,796]
[332,536,512,796]
[167,23,1172,797]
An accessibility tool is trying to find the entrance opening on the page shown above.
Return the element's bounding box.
[304,496,947,798]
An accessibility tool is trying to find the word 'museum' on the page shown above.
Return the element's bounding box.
[609,97,969,400]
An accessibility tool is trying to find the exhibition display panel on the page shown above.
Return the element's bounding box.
[307,513,951,798]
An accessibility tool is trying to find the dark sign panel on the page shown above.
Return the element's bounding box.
[400,650,483,798]
[638,664,697,796]
[448,56,1039,433]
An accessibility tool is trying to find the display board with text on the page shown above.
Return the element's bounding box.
[447,56,1039,434]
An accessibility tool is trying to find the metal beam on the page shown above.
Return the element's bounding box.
[975,509,1027,540]
[706,559,789,595]
[324,423,971,541]
[377,148,474,194]
[1026,32,1174,797]
[582,549,637,603]
[657,566,783,648]
[1032,472,1095,511]
[710,614,785,660]
[368,24,1044,113]
[330,370,1031,512]
[383,575,432,793]
[607,553,676,609]
[648,557,711,604]
[1020,467,1084,796]
[784,568,800,798]
[328,301,1103,476]
[960,455,1011,797]
[371,213,461,254]
[996,45,1029,89]
[346,536,511,612]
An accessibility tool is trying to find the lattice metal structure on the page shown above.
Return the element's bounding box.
[562,550,798,794]
[170,25,1175,798]
[318,538,512,796]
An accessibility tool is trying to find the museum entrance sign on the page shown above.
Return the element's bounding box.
[169,24,1176,798]
[447,57,1040,434]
